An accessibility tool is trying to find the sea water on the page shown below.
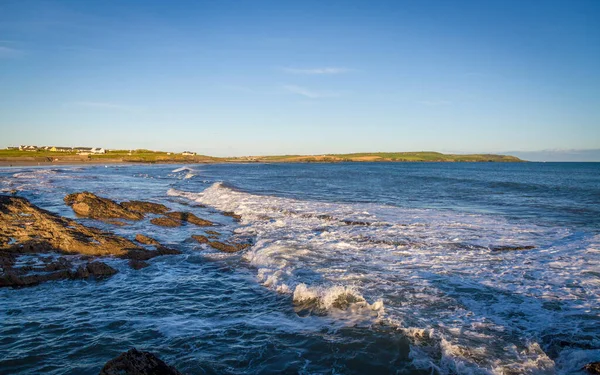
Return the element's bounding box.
[1,162,599,374]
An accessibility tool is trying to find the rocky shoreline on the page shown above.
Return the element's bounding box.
[0,191,249,288]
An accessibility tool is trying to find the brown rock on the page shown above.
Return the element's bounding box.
[64,192,143,220]
[585,362,600,374]
[205,230,220,236]
[223,211,241,221]
[128,259,149,270]
[121,201,170,215]
[490,245,536,252]
[191,235,209,244]
[1,195,142,257]
[207,241,250,253]
[73,261,117,279]
[150,216,182,227]
[99,348,183,375]
[135,234,160,246]
[156,246,182,256]
[165,212,213,226]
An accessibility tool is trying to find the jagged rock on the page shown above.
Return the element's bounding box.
[99,348,183,375]
[164,212,213,226]
[135,234,160,246]
[191,235,209,244]
[223,211,241,221]
[128,259,149,270]
[1,195,142,257]
[490,245,535,252]
[343,220,371,226]
[64,192,143,220]
[150,217,182,227]
[121,201,170,215]
[0,260,117,288]
[205,230,220,236]
[156,246,182,256]
[585,362,600,374]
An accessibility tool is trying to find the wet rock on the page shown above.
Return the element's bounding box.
[585,362,600,374]
[205,230,220,236]
[135,234,160,246]
[1,195,142,257]
[128,259,149,270]
[73,261,117,279]
[150,216,182,227]
[191,235,209,244]
[64,192,143,220]
[121,201,170,215]
[207,241,250,253]
[222,211,241,221]
[156,246,182,256]
[490,245,535,252]
[104,219,129,226]
[343,220,371,226]
[99,348,183,375]
[165,212,213,226]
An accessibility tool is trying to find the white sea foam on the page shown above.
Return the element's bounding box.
[168,183,600,374]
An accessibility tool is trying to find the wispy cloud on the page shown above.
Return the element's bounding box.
[0,46,22,58]
[283,85,346,99]
[417,100,452,106]
[281,67,354,75]
[68,101,142,111]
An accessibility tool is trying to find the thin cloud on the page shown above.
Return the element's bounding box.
[283,85,345,99]
[281,67,354,75]
[0,46,22,58]
[69,101,142,111]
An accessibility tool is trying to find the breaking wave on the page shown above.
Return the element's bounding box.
[168,182,600,374]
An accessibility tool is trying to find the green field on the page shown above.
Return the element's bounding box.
[0,149,523,163]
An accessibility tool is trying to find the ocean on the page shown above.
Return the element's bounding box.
[1,162,599,374]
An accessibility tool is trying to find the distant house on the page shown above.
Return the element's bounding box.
[91,148,106,154]
[50,146,73,152]
[19,145,38,151]
[7,146,19,150]
[182,151,196,156]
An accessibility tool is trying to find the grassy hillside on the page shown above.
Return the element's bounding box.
[232,152,523,163]
[0,149,523,164]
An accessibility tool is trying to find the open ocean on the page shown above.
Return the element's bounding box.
[1,162,599,374]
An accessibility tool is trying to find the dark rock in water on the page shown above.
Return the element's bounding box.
[165,211,213,226]
[99,348,183,375]
[150,216,182,227]
[156,246,182,256]
[135,234,160,246]
[64,192,143,220]
[222,211,241,221]
[104,219,129,226]
[73,261,117,279]
[584,362,600,374]
[205,230,220,236]
[121,201,170,215]
[343,220,371,226]
[128,259,149,270]
[191,235,209,244]
[490,245,535,252]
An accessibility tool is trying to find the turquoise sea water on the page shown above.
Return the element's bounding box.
[1,162,599,374]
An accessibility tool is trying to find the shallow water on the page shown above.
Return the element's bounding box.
[1,162,599,374]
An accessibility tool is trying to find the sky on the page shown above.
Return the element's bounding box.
[0,0,599,159]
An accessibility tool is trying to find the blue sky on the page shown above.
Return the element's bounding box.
[0,0,599,158]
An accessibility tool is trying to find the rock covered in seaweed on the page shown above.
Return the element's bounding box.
[99,348,183,375]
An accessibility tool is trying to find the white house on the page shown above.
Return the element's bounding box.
[182,151,196,156]
[91,148,106,154]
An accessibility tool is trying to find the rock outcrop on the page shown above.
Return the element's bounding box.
[121,201,169,215]
[99,348,183,375]
[222,211,241,221]
[191,235,209,244]
[150,217,182,227]
[135,234,161,246]
[64,192,144,220]
[164,212,213,226]
[207,241,250,253]
[0,195,181,287]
